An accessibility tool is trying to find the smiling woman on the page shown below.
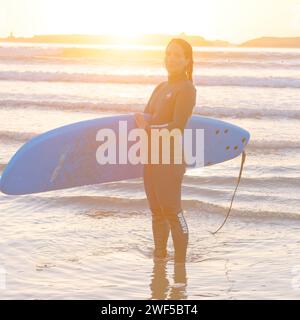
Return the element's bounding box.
[133,38,197,264]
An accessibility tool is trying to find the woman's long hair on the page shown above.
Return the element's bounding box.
[167,38,194,83]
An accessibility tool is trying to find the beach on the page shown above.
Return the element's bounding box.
[0,43,300,299]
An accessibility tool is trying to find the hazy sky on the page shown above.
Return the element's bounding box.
[0,0,300,43]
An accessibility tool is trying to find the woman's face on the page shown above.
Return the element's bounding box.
[164,42,189,76]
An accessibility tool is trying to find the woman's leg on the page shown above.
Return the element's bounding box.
[166,210,189,263]
[143,164,170,258]
[152,164,188,263]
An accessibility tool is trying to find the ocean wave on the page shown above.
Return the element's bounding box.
[0,130,37,143]
[0,99,146,114]
[1,45,300,60]
[1,99,300,120]
[200,75,300,88]
[0,70,300,88]
[0,46,64,58]
[2,56,300,70]
[183,175,300,188]
[197,106,300,120]
[14,194,300,221]
[181,198,300,220]
[199,60,300,69]
[246,140,300,151]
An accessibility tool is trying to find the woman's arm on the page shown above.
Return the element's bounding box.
[148,83,196,133]
[135,82,165,129]
[144,82,165,114]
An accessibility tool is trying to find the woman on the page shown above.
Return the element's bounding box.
[135,38,196,263]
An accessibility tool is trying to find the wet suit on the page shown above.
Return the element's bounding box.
[143,72,197,263]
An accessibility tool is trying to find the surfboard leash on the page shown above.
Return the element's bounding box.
[210,151,247,235]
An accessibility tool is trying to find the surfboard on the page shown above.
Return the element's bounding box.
[0,114,250,195]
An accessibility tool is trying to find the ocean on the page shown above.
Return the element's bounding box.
[0,42,299,299]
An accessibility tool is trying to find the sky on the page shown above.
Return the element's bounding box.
[0,0,300,43]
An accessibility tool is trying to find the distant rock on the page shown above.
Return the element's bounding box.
[4,34,299,48]
[0,33,233,47]
[240,37,300,48]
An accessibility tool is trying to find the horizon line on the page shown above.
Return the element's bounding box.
[1,32,300,48]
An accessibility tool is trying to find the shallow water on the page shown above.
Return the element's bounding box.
[1,205,300,299]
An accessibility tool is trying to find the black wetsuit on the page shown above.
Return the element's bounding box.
[143,72,197,262]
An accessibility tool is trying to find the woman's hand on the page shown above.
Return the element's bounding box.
[134,112,149,130]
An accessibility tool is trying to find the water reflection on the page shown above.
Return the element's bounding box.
[149,260,187,300]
